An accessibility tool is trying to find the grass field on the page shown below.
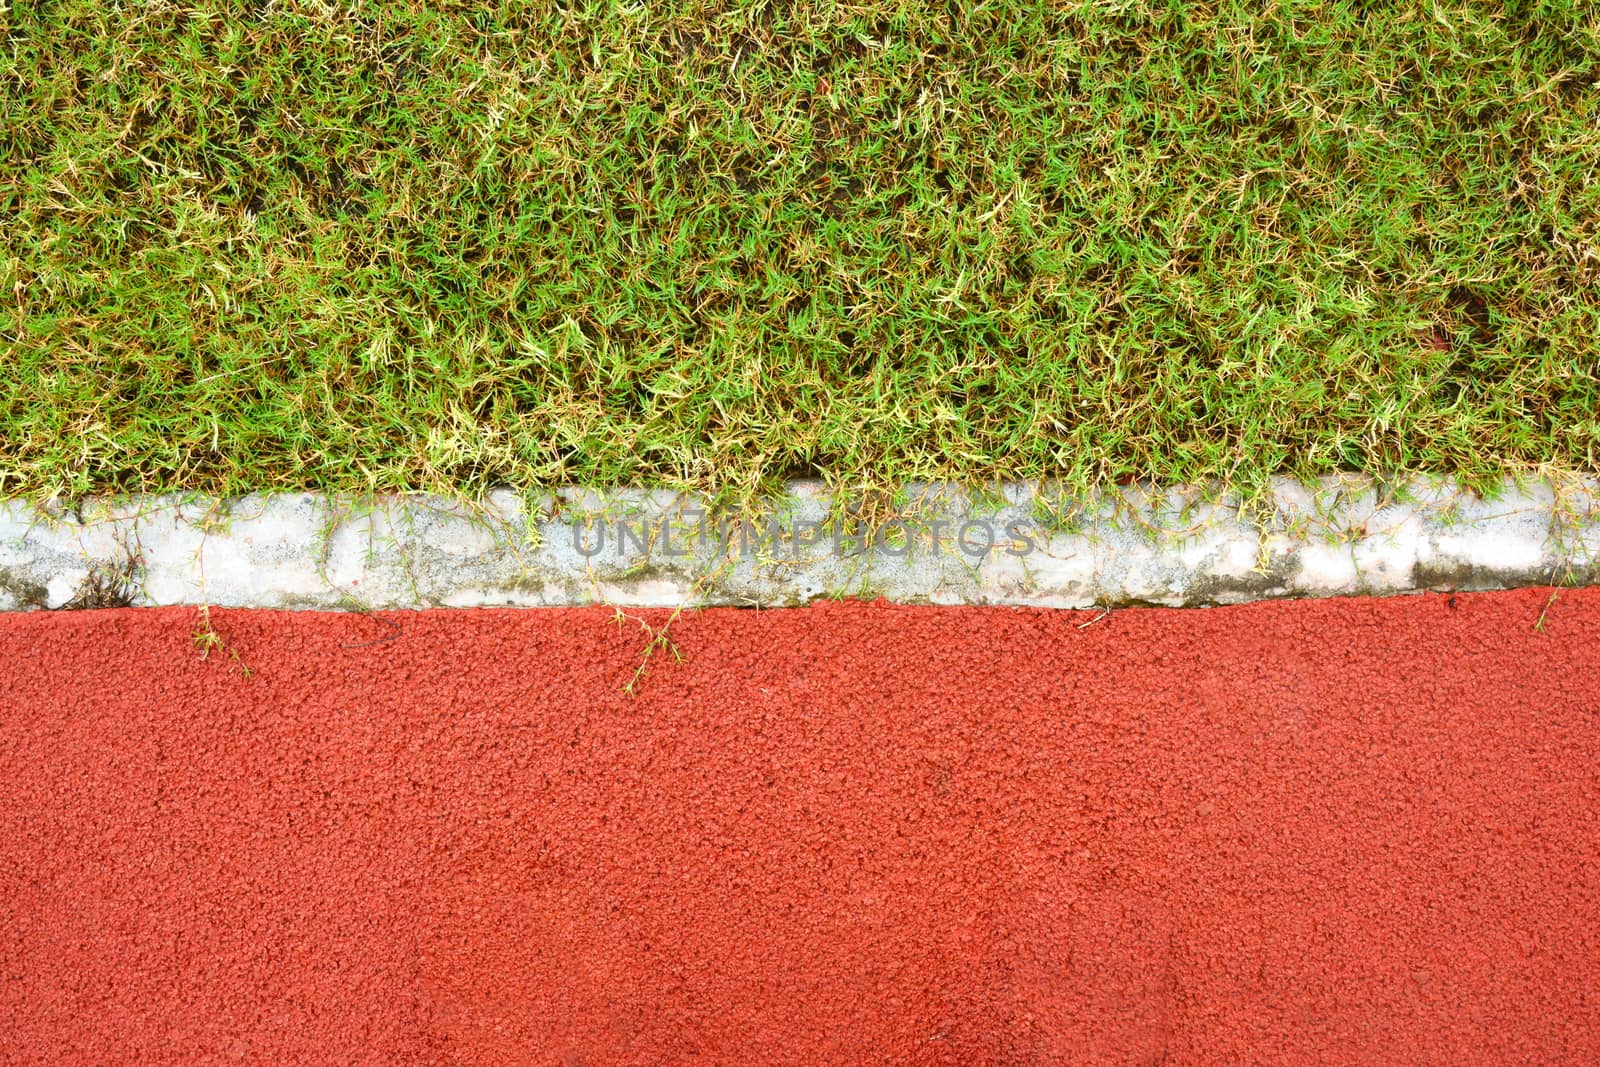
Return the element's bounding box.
[3,0,1598,505]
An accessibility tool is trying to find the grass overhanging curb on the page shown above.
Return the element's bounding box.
[3,1,1598,505]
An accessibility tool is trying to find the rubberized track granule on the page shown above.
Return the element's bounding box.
[3,589,1597,1064]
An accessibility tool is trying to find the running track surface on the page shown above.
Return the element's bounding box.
[3,589,1598,1065]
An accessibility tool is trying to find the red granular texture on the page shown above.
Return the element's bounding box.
[2,588,1599,1065]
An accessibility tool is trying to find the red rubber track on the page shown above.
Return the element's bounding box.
[2,589,1598,1064]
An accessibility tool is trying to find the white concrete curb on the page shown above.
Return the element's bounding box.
[2,476,1597,611]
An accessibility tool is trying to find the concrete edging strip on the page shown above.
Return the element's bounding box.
[2,476,1598,611]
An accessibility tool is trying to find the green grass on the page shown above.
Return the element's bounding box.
[3,0,1598,506]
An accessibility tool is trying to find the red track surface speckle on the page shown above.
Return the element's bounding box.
[2,589,1599,1064]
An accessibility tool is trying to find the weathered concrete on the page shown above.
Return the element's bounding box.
[1,476,1597,611]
